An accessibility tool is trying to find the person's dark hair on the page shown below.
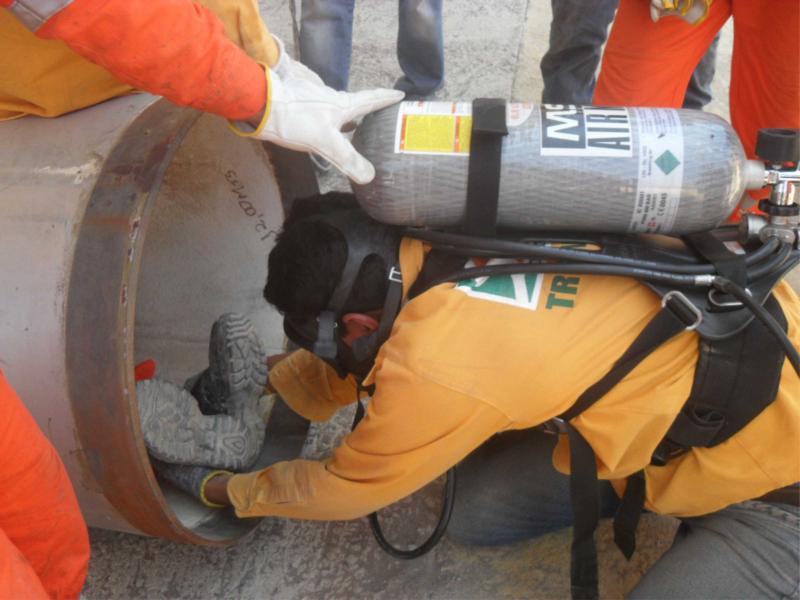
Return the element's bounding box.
[264,192,398,316]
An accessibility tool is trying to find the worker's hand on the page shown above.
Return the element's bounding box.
[230,42,404,185]
[649,0,712,24]
[271,36,325,86]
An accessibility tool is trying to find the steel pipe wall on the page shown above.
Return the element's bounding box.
[0,95,309,545]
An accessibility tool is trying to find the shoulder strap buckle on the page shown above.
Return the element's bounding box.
[662,290,703,331]
[388,266,403,283]
[540,417,568,435]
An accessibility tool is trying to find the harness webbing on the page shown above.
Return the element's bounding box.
[558,298,697,599]
[463,98,508,237]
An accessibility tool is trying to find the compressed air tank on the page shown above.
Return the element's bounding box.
[353,102,765,235]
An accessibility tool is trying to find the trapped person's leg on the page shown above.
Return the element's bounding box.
[594,0,730,107]
[448,429,619,545]
[395,0,444,97]
[629,501,800,599]
[299,0,356,90]
[682,33,720,110]
[540,0,619,105]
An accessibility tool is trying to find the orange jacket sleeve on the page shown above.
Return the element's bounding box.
[2,0,266,120]
[228,356,511,520]
[0,370,89,600]
[269,349,360,422]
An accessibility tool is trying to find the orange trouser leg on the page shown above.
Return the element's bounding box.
[0,371,89,600]
[728,0,800,160]
[594,0,730,108]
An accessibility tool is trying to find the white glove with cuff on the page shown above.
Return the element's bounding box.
[231,36,404,185]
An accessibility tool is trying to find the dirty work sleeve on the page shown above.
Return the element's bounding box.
[5,0,269,120]
[0,370,89,600]
[268,349,359,422]
[228,358,511,520]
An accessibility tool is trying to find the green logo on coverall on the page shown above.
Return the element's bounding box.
[456,259,543,310]
[457,259,582,310]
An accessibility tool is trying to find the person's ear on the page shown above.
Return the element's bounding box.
[340,312,379,346]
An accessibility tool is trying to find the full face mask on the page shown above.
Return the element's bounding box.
[282,210,403,379]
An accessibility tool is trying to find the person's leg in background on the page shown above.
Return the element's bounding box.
[395,0,444,98]
[0,370,89,600]
[541,0,718,108]
[593,0,729,107]
[540,0,619,105]
[629,501,800,599]
[682,33,720,110]
[299,0,356,91]
[448,429,619,545]
[728,0,800,161]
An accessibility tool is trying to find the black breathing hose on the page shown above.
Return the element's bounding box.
[351,396,457,559]
[429,262,709,288]
[713,276,800,377]
[405,228,782,276]
[746,244,794,281]
[368,469,457,559]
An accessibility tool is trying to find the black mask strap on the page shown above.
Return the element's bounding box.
[313,310,339,359]
[351,264,403,364]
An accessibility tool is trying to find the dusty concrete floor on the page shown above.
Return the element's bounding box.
[85,1,742,598]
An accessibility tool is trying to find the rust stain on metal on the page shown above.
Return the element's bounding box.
[70,428,104,493]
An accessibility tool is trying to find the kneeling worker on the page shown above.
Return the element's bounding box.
[166,194,800,599]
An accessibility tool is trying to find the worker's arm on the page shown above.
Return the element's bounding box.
[2,0,402,182]
[3,0,268,120]
[268,349,360,422]
[222,363,512,520]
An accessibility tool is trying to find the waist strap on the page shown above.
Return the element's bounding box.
[758,483,800,507]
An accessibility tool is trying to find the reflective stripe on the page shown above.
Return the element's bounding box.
[7,0,73,30]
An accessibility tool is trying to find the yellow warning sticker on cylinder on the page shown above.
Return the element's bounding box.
[394,101,473,156]
[399,114,472,154]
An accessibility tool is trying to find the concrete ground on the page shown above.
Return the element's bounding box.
[85,1,740,598]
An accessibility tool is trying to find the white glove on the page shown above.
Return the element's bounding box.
[649,0,712,24]
[231,37,404,185]
[271,35,325,86]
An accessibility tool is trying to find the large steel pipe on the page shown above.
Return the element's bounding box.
[0,95,312,545]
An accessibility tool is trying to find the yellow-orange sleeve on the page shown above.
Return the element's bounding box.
[269,349,359,422]
[228,358,510,520]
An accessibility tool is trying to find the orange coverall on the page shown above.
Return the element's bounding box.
[0,371,89,599]
[594,0,800,163]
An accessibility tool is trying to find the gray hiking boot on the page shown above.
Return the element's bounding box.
[185,312,269,415]
[138,378,265,470]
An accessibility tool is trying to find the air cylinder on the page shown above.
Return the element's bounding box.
[0,94,312,545]
[353,102,765,235]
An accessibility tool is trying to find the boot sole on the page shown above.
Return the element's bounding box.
[138,379,264,470]
[208,313,269,400]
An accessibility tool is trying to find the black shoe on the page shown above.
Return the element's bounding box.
[186,313,268,415]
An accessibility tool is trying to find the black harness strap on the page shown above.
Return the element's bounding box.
[652,294,788,464]
[683,231,747,290]
[463,98,508,237]
[566,424,601,600]
[561,296,698,422]
[558,294,700,599]
[613,470,645,560]
[407,250,467,300]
